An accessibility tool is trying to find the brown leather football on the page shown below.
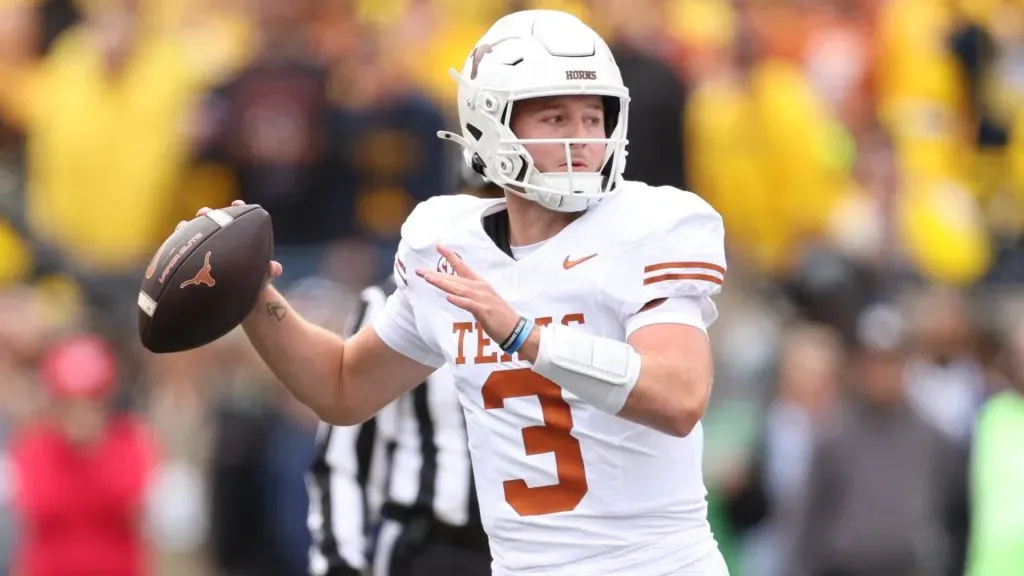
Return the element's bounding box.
[138,205,273,353]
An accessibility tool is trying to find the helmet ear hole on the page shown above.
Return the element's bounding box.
[500,103,512,128]
[480,93,500,113]
[514,155,529,182]
[471,153,487,176]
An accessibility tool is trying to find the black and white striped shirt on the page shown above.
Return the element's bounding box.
[306,279,481,575]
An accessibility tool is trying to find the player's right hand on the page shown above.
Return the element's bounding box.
[175,200,283,281]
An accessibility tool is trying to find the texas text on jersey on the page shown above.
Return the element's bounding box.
[373,181,726,576]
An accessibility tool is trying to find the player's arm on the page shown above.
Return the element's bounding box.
[612,309,712,436]
[518,199,726,437]
[516,297,713,437]
[198,196,444,427]
[243,282,435,427]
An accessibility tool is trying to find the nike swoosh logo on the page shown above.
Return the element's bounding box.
[563,254,598,270]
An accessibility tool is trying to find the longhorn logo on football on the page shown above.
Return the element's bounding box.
[180,251,217,289]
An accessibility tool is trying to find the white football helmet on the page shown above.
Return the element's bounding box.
[437,10,630,213]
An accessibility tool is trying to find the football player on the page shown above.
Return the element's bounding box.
[196,9,728,576]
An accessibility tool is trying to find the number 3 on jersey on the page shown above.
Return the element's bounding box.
[482,368,589,516]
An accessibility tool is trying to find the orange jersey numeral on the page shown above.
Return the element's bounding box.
[482,368,588,516]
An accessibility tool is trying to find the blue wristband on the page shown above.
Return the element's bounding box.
[499,317,527,350]
[503,317,535,355]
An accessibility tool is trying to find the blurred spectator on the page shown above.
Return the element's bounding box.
[829,123,899,274]
[4,333,160,576]
[37,0,81,55]
[0,0,41,127]
[801,0,877,138]
[793,304,967,576]
[0,287,56,576]
[951,1,1024,283]
[325,22,452,288]
[724,323,843,576]
[872,2,995,292]
[951,0,1024,200]
[967,320,1024,575]
[22,0,208,275]
[191,0,363,289]
[781,244,885,344]
[686,8,849,278]
[587,0,689,189]
[904,286,986,443]
[0,0,40,287]
[206,344,280,576]
[2,0,230,397]
[975,320,1014,396]
[875,0,969,189]
[140,343,222,575]
[264,390,318,575]
[383,0,502,105]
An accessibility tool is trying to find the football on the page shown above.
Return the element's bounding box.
[137,204,274,353]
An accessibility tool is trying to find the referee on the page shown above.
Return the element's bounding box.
[306,277,489,576]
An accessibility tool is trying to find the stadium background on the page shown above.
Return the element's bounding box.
[1,0,1023,574]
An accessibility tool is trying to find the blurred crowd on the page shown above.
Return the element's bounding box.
[2,0,1024,574]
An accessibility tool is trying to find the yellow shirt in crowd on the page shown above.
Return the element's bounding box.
[0,0,1010,287]
[688,60,846,276]
[875,0,968,189]
[24,28,206,272]
[0,0,247,283]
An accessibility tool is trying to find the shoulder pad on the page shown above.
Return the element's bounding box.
[393,194,496,288]
[605,183,718,248]
[400,194,494,251]
[607,185,727,316]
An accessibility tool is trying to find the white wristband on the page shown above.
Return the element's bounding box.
[531,324,641,414]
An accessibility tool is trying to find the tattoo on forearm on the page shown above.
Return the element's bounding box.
[266,302,287,322]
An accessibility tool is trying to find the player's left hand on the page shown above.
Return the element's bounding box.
[418,246,520,345]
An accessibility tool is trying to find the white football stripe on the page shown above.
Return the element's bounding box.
[137,291,158,317]
[205,209,234,227]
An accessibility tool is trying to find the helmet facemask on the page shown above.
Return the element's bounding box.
[484,92,629,213]
[436,10,631,213]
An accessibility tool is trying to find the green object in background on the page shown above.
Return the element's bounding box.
[816,119,856,173]
[968,391,1024,576]
[702,399,762,576]
[707,488,741,576]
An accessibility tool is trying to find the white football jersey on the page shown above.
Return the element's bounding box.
[373,181,727,576]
